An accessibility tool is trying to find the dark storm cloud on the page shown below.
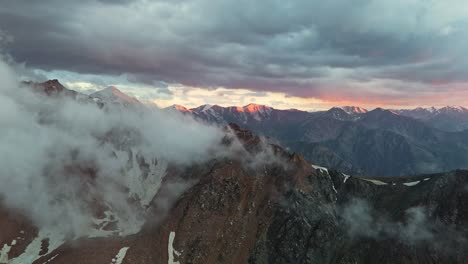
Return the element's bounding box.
[1,0,467,100]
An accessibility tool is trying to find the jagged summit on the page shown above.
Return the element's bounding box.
[22,79,83,99]
[167,104,192,112]
[340,105,368,114]
[240,103,273,113]
[438,105,468,113]
[325,107,352,120]
[369,107,400,115]
[190,104,223,112]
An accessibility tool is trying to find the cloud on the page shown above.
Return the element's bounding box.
[0,57,228,237]
[340,198,467,252]
[1,0,468,106]
[0,54,288,239]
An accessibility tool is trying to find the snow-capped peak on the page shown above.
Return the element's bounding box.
[167,104,192,113]
[90,86,141,105]
[340,106,368,114]
[241,103,272,114]
[190,104,216,113]
[440,105,468,113]
[428,106,438,113]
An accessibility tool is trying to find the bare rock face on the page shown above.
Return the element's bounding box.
[1,123,467,264]
[23,79,79,98]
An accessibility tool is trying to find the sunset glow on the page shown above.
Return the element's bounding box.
[2,0,468,110]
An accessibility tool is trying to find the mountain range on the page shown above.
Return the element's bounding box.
[24,81,468,177]
[167,103,468,132]
[1,80,467,263]
[25,81,468,177]
[167,103,468,176]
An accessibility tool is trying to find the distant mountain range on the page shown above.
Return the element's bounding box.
[166,103,468,133]
[167,103,468,176]
[395,106,468,132]
[23,80,468,177]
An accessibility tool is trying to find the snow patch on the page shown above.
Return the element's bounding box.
[0,241,13,263]
[331,183,338,194]
[42,254,59,264]
[340,106,368,114]
[312,164,328,173]
[9,228,65,264]
[111,247,129,264]
[327,174,338,194]
[88,149,167,239]
[361,178,388,185]
[342,173,351,183]
[90,86,140,105]
[90,210,120,238]
[115,149,168,208]
[201,104,213,112]
[403,181,420,186]
[168,232,181,264]
[423,178,430,181]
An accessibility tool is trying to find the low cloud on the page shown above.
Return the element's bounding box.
[340,198,467,253]
[0,58,227,237]
[0,55,287,238]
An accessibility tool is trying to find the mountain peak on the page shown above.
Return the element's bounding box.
[103,85,121,92]
[242,103,272,113]
[168,104,192,113]
[24,79,79,98]
[340,106,368,114]
[191,104,220,112]
[90,86,141,105]
[100,86,128,96]
[439,105,468,113]
[34,79,66,90]
[327,107,348,113]
[369,107,400,116]
[325,107,353,120]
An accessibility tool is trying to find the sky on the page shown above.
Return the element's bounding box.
[1,0,468,110]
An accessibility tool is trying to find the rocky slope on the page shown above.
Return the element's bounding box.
[1,81,467,263]
[1,122,467,264]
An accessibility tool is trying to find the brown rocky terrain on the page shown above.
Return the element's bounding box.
[0,81,467,264]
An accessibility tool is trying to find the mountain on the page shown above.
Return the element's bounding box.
[324,107,358,121]
[292,108,468,176]
[189,103,275,123]
[397,106,468,132]
[3,82,468,263]
[22,79,88,101]
[90,86,141,107]
[171,103,468,176]
[166,104,192,113]
[19,81,468,177]
[427,106,468,132]
[396,107,438,120]
[340,105,368,114]
[1,119,467,263]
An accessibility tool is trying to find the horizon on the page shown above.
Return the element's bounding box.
[1,1,468,110]
[69,80,468,112]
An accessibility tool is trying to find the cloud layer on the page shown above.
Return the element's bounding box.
[0,57,225,237]
[341,198,467,252]
[1,0,468,107]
